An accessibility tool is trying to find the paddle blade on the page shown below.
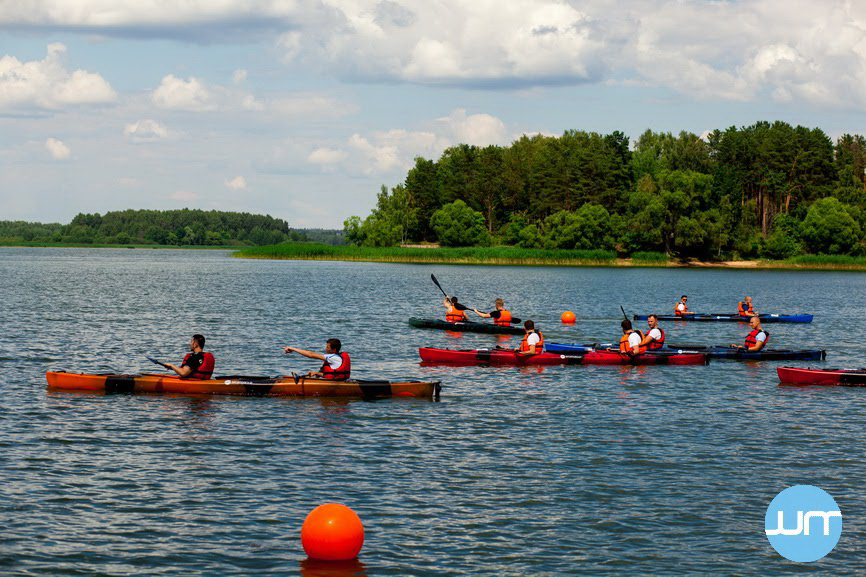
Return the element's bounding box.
[430,274,448,297]
[510,317,522,324]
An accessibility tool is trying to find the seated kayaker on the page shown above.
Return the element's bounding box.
[731,316,769,352]
[164,334,215,379]
[738,296,758,317]
[473,298,514,326]
[283,338,351,380]
[515,320,543,356]
[675,295,690,316]
[444,296,469,323]
[619,319,646,355]
[639,314,665,350]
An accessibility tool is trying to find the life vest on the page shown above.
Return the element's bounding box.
[744,329,769,349]
[445,304,467,323]
[675,303,688,316]
[619,331,646,354]
[738,301,752,317]
[646,327,665,350]
[494,309,513,326]
[320,352,351,380]
[519,330,544,353]
[182,352,215,379]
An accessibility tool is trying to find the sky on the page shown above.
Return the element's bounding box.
[2,1,866,229]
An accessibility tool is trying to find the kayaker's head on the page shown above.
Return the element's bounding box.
[680,295,688,303]
[523,319,535,333]
[621,319,633,333]
[744,296,752,305]
[190,334,205,352]
[325,338,342,354]
[445,296,457,307]
[495,298,504,310]
[647,314,658,329]
[749,316,761,330]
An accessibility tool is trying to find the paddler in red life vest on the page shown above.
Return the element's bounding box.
[738,295,758,317]
[639,314,665,350]
[732,316,769,352]
[164,334,215,379]
[619,319,646,355]
[675,295,690,316]
[283,338,351,380]
[515,320,543,356]
[473,298,513,326]
[444,296,469,323]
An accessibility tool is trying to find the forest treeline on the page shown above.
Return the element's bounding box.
[0,209,303,246]
[344,121,866,259]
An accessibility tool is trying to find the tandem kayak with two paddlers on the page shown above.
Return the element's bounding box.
[418,347,708,366]
[45,372,441,399]
[408,317,526,335]
[632,313,813,323]
[544,343,826,361]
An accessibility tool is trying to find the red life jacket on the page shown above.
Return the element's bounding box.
[620,331,646,354]
[738,301,752,317]
[646,327,665,350]
[494,309,513,326]
[182,352,215,379]
[675,303,688,316]
[445,305,467,323]
[744,329,769,348]
[320,352,351,380]
[519,330,544,353]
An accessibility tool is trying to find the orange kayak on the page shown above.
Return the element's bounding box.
[46,371,441,399]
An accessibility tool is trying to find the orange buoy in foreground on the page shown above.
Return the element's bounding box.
[301,503,365,561]
[561,311,576,323]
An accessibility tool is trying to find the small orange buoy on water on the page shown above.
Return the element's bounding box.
[301,503,365,561]
[561,311,576,323]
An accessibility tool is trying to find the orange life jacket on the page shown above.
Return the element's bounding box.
[619,331,647,354]
[519,330,544,353]
[445,304,467,323]
[744,329,768,349]
[320,352,351,380]
[182,352,215,379]
[645,327,665,350]
[675,303,688,316]
[738,301,752,317]
[494,309,513,326]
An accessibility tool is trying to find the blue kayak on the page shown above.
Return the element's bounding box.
[632,313,813,323]
[546,342,826,361]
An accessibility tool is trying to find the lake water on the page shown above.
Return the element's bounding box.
[1,248,865,576]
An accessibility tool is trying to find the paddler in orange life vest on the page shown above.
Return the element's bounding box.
[732,316,769,352]
[164,334,215,379]
[639,314,665,350]
[516,320,543,356]
[283,338,351,379]
[619,319,646,355]
[473,298,513,326]
[675,295,690,316]
[444,296,469,323]
[738,295,758,317]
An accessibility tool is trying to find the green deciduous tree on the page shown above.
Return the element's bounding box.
[430,200,490,247]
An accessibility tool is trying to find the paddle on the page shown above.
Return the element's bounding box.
[430,274,522,323]
[146,355,170,369]
[620,305,628,320]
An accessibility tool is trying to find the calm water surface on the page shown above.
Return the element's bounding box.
[2,248,866,576]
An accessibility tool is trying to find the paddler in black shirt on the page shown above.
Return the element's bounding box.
[164,334,215,379]
[473,298,516,326]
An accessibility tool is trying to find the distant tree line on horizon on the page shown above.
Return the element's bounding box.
[0,209,306,246]
[344,121,866,259]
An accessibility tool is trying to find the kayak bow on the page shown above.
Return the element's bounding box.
[409,317,525,335]
[633,313,813,323]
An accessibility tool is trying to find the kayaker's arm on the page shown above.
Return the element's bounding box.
[164,362,193,378]
[283,346,325,361]
[473,308,492,318]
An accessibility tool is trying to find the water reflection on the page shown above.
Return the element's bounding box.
[298,558,368,577]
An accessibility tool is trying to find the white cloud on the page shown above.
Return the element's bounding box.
[436,109,507,146]
[123,119,170,142]
[152,74,215,111]
[0,43,115,110]
[232,69,247,84]
[225,175,247,190]
[45,137,70,159]
[307,147,347,166]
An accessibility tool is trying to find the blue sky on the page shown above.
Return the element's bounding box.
[2,1,866,228]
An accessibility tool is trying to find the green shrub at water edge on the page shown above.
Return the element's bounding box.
[630,251,669,262]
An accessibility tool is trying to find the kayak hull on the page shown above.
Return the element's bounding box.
[45,372,440,399]
[777,367,866,386]
[543,343,597,355]
[664,345,826,361]
[633,313,813,323]
[418,348,707,366]
[409,317,525,335]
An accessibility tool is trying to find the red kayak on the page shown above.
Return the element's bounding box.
[777,366,866,386]
[418,348,707,366]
